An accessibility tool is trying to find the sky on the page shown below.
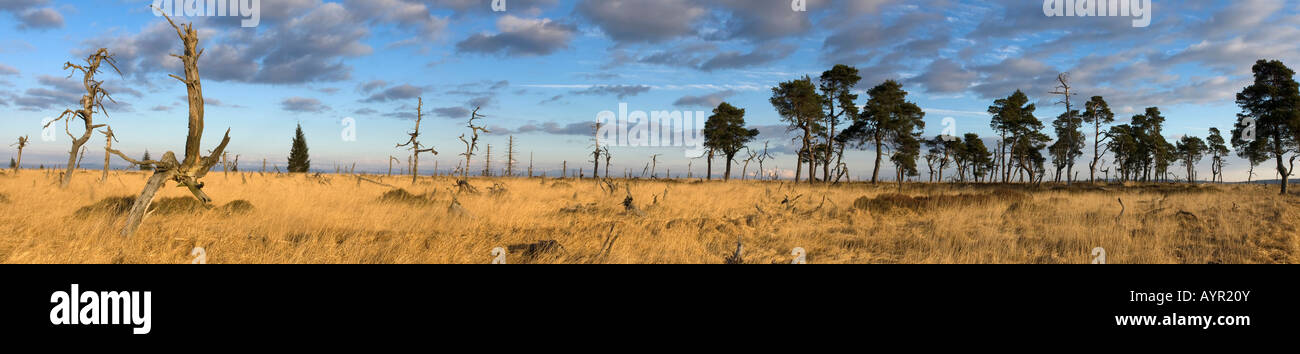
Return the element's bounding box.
[0,0,1297,181]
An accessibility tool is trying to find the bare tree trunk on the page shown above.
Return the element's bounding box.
[706,149,713,181]
[101,130,112,183]
[871,134,883,184]
[506,136,516,177]
[1276,151,1292,195]
[807,125,816,185]
[121,169,176,237]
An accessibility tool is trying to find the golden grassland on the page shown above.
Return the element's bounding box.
[0,168,1296,264]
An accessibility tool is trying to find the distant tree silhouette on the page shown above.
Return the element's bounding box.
[288,123,311,173]
[1234,59,1300,194]
[1176,136,1208,184]
[140,151,153,171]
[1107,124,1137,182]
[988,90,1047,183]
[963,134,995,182]
[819,64,861,182]
[703,102,759,181]
[842,80,925,184]
[891,132,920,188]
[769,76,825,184]
[1083,96,1114,182]
[1050,109,1085,183]
[1207,128,1229,183]
[1233,129,1270,183]
[1132,107,1170,182]
[923,137,943,182]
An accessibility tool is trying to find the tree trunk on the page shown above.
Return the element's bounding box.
[706,150,714,181]
[102,144,110,183]
[794,158,802,183]
[60,138,86,188]
[871,134,883,184]
[1276,153,1290,194]
[806,125,816,185]
[121,169,176,237]
[1090,121,1099,183]
[1066,161,1074,185]
[896,167,903,192]
[412,153,419,184]
[724,153,734,181]
[833,142,846,183]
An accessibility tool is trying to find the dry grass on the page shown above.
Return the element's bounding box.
[0,169,1296,264]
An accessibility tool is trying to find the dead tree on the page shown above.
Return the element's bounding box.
[458,107,488,179]
[741,147,757,180]
[98,126,117,182]
[602,147,612,179]
[590,122,602,179]
[10,135,29,171]
[221,151,230,176]
[107,12,231,237]
[482,144,493,177]
[47,48,122,189]
[755,141,775,180]
[388,156,399,177]
[505,135,516,177]
[649,154,663,178]
[397,97,438,184]
[1049,72,1078,185]
[528,152,534,177]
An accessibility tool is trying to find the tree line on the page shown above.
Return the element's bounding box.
[695,59,1300,195]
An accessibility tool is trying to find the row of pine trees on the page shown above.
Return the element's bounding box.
[707,59,1299,195]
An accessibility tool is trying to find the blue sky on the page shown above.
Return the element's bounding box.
[1,0,1296,181]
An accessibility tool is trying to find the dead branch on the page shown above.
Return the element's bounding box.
[591,224,620,264]
[1116,197,1125,221]
[358,176,398,189]
[724,236,743,264]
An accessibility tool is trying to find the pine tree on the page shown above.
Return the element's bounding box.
[1234,60,1300,194]
[703,102,759,181]
[288,124,311,173]
[7,157,15,169]
[140,151,153,171]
